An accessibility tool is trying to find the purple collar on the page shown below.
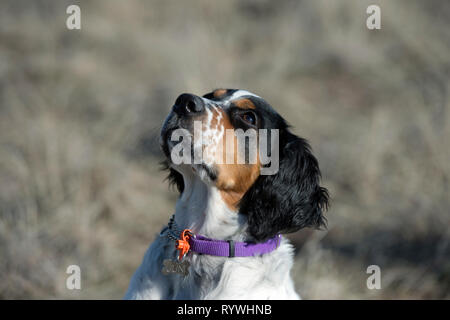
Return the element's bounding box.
[188,234,282,258]
[165,215,282,258]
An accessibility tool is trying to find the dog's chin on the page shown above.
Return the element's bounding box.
[192,163,217,182]
[166,159,217,185]
[160,129,217,183]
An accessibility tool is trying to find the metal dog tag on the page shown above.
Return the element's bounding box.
[162,259,190,277]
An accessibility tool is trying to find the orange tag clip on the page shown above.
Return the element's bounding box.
[175,229,192,260]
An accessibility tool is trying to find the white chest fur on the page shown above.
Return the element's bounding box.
[124,171,300,300]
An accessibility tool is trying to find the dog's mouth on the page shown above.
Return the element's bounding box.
[160,111,194,162]
[160,111,218,181]
[160,125,179,159]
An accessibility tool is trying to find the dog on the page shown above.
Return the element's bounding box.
[124,89,329,299]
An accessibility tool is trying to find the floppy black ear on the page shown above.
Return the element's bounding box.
[239,132,329,241]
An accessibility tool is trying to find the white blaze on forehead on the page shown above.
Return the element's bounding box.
[227,90,260,102]
[201,90,260,107]
[212,90,261,108]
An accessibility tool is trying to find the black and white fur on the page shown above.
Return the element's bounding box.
[124,89,329,299]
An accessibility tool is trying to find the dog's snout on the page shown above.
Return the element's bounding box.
[173,93,204,116]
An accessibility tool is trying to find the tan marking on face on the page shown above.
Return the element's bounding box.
[218,163,260,210]
[232,98,256,110]
[209,108,261,210]
[213,89,228,99]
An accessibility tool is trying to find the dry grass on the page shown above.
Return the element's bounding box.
[0,0,449,299]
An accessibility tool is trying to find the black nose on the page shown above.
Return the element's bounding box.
[173,93,204,116]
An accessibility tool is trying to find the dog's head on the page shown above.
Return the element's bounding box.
[161,89,329,241]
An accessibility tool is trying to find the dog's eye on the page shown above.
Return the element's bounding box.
[240,112,256,125]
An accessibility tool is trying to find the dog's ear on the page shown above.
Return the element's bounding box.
[239,132,329,241]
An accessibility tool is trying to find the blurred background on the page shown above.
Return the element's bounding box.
[0,0,449,299]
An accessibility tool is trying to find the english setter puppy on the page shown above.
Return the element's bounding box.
[125,89,329,299]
